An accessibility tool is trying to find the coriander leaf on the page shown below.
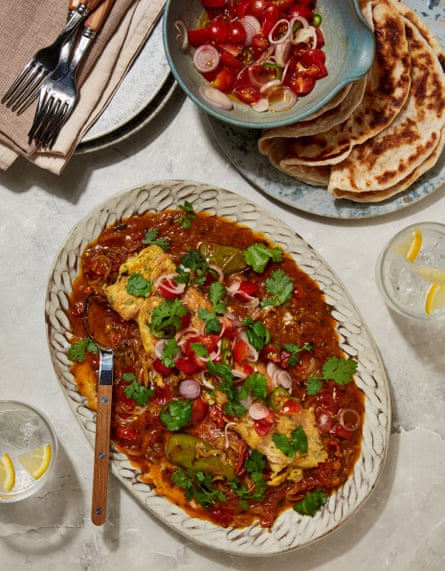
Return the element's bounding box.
[178,249,209,285]
[244,243,283,273]
[293,488,327,516]
[126,272,152,297]
[242,317,271,351]
[150,298,188,338]
[178,201,196,229]
[306,376,323,396]
[283,342,313,367]
[171,468,226,507]
[238,373,268,401]
[261,269,293,307]
[198,308,221,334]
[160,338,179,368]
[209,281,227,315]
[123,372,154,405]
[160,399,192,431]
[190,342,209,358]
[272,426,308,457]
[68,338,98,362]
[206,360,234,382]
[142,228,170,251]
[322,356,357,385]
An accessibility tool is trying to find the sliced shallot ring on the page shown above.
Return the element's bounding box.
[199,85,233,110]
[260,79,282,94]
[251,98,269,112]
[193,44,220,73]
[338,408,361,432]
[248,402,270,420]
[174,20,188,51]
[179,379,201,399]
[275,40,292,67]
[241,15,261,45]
[268,19,291,44]
[267,86,298,111]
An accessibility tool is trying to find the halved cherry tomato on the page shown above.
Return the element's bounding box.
[208,20,230,43]
[221,49,243,70]
[300,47,326,67]
[228,20,247,44]
[233,338,250,365]
[184,334,219,357]
[290,4,313,19]
[153,358,173,376]
[212,67,237,92]
[262,342,281,363]
[262,5,281,36]
[202,0,226,7]
[175,356,203,375]
[151,385,171,406]
[271,0,295,9]
[281,398,303,414]
[235,0,251,18]
[254,414,275,436]
[251,33,270,57]
[233,84,261,105]
[249,0,269,18]
[188,27,211,47]
[286,73,316,95]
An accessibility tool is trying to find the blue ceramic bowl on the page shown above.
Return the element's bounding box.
[163,0,375,129]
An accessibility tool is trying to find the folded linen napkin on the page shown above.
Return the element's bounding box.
[0,0,165,174]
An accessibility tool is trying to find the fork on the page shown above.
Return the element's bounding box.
[1,0,105,115]
[28,0,115,149]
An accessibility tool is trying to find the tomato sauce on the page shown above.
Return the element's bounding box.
[68,209,364,529]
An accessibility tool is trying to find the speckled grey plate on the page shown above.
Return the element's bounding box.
[76,19,176,154]
[45,180,391,556]
[209,0,445,219]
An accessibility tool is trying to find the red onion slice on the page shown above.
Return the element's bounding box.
[248,402,271,420]
[199,86,233,110]
[179,379,201,399]
[241,15,261,45]
[193,44,221,73]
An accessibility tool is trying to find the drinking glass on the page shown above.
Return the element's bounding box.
[0,401,57,502]
[376,222,445,320]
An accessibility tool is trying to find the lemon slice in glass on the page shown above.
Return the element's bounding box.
[425,283,445,315]
[0,453,16,491]
[405,230,423,262]
[416,266,445,284]
[18,443,52,480]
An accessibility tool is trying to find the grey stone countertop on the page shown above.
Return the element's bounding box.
[1,88,444,570]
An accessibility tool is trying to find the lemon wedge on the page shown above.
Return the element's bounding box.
[405,230,423,262]
[425,282,445,315]
[0,453,16,492]
[18,443,52,480]
[416,266,445,284]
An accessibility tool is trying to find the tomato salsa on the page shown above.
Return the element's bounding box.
[178,0,327,112]
[67,204,364,529]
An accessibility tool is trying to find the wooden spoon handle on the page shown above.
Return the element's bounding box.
[91,360,113,526]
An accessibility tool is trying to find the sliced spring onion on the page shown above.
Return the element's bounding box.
[193,44,220,73]
[199,85,233,110]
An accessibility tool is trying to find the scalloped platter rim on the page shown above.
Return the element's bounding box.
[45,180,391,556]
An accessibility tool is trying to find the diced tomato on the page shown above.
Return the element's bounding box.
[157,277,182,300]
[262,342,281,363]
[228,20,247,44]
[208,19,230,43]
[114,425,139,442]
[212,67,237,92]
[115,381,136,410]
[184,334,219,357]
[300,47,326,67]
[175,356,203,375]
[221,49,243,70]
[262,5,281,37]
[238,281,259,296]
[281,398,303,414]
[188,27,211,47]
[192,397,210,423]
[289,4,313,19]
[254,415,275,436]
[152,358,173,376]
[233,338,250,365]
[180,310,191,330]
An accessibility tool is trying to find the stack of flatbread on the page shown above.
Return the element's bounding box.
[258,0,445,203]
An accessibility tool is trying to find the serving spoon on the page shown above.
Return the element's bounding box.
[84,296,114,526]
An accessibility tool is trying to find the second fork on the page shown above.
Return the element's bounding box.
[28,0,115,149]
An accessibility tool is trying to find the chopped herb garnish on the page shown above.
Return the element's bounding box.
[177,248,209,285]
[198,307,221,334]
[160,338,180,368]
[142,228,170,251]
[307,356,358,395]
[123,372,154,405]
[242,317,271,350]
[238,373,268,401]
[261,269,294,307]
[150,298,188,338]
[244,243,283,273]
[160,399,193,431]
[126,272,152,297]
[209,281,228,315]
[293,488,327,516]
[273,426,308,457]
[283,342,313,367]
[178,201,196,229]
[172,468,226,507]
[68,338,98,362]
